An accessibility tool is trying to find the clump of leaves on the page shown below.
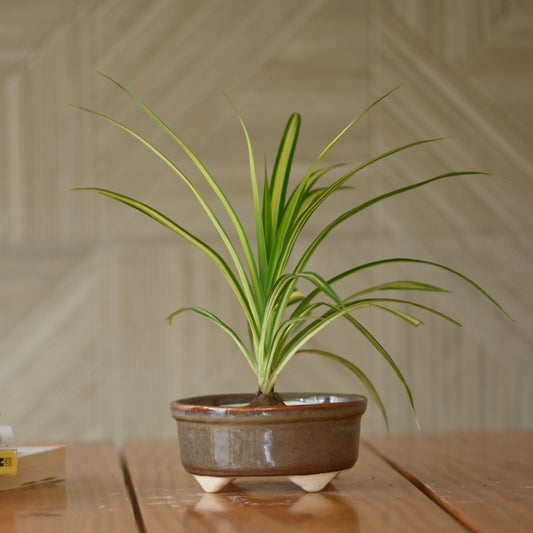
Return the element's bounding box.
[72,74,506,427]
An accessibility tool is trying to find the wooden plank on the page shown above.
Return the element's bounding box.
[366,431,533,533]
[123,439,467,533]
[0,443,138,533]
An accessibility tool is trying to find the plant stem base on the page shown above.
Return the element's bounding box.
[192,470,343,493]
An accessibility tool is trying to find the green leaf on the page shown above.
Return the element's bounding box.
[271,138,448,287]
[370,304,424,327]
[285,163,348,213]
[298,348,389,430]
[317,257,508,318]
[288,289,305,305]
[69,104,261,328]
[263,301,366,390]
[341,314,419,429]
[90,74,266,318]
[349,280,449,299]
[269,113,301,228]
[353,298,463,327]
[167,306,257,373]
[71,187,258,332]
[266,88,403,287]
[302,85,402,182]
[265,301,419,429]
[259,271,344,378]
[295,171,491,274]
[225,95,269,293]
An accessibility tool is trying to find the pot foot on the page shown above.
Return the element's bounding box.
[193,475,235,493]
[192,470,344,493]
[288,471,342,492]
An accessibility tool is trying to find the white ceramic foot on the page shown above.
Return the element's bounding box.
[288,471,341,492]
[193,475,235,493]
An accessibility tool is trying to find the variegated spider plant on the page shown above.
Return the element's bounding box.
[72,74,507,427]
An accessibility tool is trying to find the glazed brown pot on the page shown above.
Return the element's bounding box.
[170,393,367,484]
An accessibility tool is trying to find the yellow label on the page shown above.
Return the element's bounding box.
[0,450,17,474]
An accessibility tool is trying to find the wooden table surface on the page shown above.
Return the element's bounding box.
[0,443,138,533]
[123,439,465,533]
[2,432,531,532]
[366,431,533,533]
[123,431,533,533]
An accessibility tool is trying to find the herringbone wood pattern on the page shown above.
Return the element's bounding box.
[1,0,531,442]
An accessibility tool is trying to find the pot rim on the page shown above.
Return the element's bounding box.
[171,392,367,422]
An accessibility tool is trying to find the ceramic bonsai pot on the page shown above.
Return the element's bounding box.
[170,392,367,492]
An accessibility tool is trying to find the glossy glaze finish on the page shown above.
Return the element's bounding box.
[170,393,367,477]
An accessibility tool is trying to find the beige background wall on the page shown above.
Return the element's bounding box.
[1,0,531,443]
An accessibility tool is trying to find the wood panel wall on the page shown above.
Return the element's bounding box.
[1,0,531,443]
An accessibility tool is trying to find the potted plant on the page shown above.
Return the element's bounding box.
[72,74,506,492]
